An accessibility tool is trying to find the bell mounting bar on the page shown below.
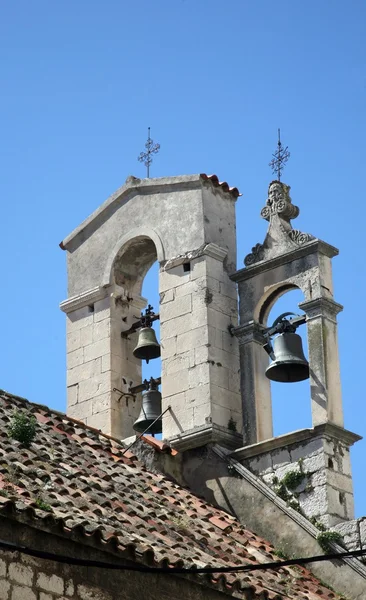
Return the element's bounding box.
[121,304,160,338]
[129,377,161,396]
[113,377,162,400]
[263,312,306,360]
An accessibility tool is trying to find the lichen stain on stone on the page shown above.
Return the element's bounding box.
[204,289,213,304]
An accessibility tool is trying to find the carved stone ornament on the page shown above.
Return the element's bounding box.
[260,181,299,222]
[243,181,314,267]
[244,243,265,267]
[288,230,312,245]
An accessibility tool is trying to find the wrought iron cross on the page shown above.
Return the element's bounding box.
[138,127,160,178]
[269,129,290,181]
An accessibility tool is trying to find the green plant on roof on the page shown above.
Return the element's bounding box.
[273,547,289,560]
[35,496,52,512]
[8,411,37,448]
[317,530,344,553]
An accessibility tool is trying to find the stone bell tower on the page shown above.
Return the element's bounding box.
[231,180,361,527]
[60,174,242,450]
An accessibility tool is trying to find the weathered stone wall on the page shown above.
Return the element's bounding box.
[0,518,228,600]
[238,430,355,527]
[64,289,146,439]
[333,517,366,553]
[160,250,241,448]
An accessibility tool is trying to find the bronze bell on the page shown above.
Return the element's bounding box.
[133,326,160,363]
[265,332,309,383]
[133,380,162,434]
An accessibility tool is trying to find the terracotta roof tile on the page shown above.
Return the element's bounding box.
[200,173,241,198]
[0,389,344,600]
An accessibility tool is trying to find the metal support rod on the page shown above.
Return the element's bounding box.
[121,405,171,456]
[112,388,136,403]
[121,313,160,338]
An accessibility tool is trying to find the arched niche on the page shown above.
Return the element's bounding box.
[102,227,165,295]
[255,282,300,326]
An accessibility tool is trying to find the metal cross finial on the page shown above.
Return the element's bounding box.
[269,129,290,181]
[138,127,160,178]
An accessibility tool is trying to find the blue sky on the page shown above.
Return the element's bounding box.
[1,1,366,515]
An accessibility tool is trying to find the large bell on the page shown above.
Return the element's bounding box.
[265,333,309,383]
[133,387,162,434]
[133,326,160,363]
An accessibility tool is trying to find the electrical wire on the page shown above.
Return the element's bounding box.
[0,539,365,574]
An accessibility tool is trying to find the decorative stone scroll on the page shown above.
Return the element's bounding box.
[244,243,265,267]
[244,181,313,267]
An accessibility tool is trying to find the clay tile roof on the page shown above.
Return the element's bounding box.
[0,390,343,600]
[200,173,241,198]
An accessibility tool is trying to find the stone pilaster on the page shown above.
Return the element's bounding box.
[299,297,344,427]
[234,321,272,445]
[61,284,146,438]
[161,243,242,450]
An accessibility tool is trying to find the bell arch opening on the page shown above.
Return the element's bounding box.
[112,236,158,297]
[110,235,162,439]
[141,261,162,439]
[266,288,311,436]
[111,237,161,383]
[141,261,161,384]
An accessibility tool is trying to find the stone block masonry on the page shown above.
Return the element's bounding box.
[160,247,242,449]
[0,518,235,600]
[234,425,360,528]
[0,552,113,600]
[64,287,146,440]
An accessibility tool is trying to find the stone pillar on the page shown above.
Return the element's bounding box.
[160,244,242,450]
[61,284,146,438]
[235,321,272,445]
[300,297,344,428]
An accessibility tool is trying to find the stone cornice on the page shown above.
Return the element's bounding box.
[232,321,266,345]
[202,243,228,261]
[163,243,228,271]
[168,423,242,452]
[232,239,339,283]
[229,423,362,461]
[59,286,108,314]
[299,297,343,321]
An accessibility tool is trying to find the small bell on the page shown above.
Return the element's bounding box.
[265,332,309,383]
[133,326,160,363]
[133,379,162,434]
